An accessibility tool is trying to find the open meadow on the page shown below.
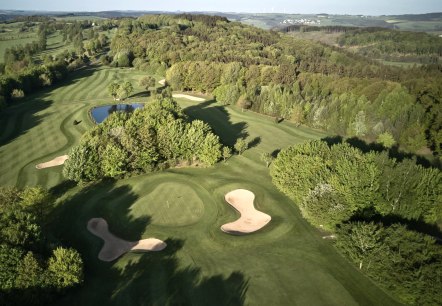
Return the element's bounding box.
[0,66,401,305]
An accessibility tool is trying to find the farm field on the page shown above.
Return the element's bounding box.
[0,66,401,305]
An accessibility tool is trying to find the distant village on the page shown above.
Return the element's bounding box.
[281,18,321,25]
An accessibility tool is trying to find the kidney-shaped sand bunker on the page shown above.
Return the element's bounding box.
[221,189,271,235]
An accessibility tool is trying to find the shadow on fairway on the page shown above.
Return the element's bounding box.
[48,179,249,306]
[0,67,96,148]
[0,96,53,147]
[108,238,249,306]
[182,99,249,146]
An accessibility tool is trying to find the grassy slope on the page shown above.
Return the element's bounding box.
[0,66,401,305]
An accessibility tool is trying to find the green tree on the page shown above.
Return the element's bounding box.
[117,81,133,100]
[237,95,252,112]
[47,247,83,289]
[20,186,52,221]
[335,222,384,270]
[0,244,23,289]
[300,183,351,230]
[101,141,128,177]
[222,146,232,162]
[198,133,222,166]
[15,251,43,289]
[108,82,120,100]
[234,138,248,155]
[260,152,273,167]
[139,76,156,93]
[376,131,395,148]
[63,143,102,182]
[213,84,240,105]
[351,110,367,136]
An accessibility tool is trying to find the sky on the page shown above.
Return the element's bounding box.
[1,0,441,15]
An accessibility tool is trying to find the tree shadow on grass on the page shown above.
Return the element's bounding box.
[0,67,97,148]
[248,136,261,149]
[108,240,248,306]
[0,97,53,147]
[47,179,249,306]
[128,91,151,99]
[182,100,248,146]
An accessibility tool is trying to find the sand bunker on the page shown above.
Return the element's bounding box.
[172,93,206,102]
[87,218,166,262]
[158,79,166,86]
[221,189,271,235]
[35,155,69,169]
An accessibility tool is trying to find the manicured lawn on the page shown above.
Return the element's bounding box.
[0,66,401,305]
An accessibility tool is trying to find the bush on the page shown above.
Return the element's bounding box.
[11,89,25,99]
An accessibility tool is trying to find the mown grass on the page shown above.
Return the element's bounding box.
[0,66,401,305]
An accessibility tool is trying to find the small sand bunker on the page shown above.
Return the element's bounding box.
[221,189,271,235]
[35,155,69,169]
[172,93,206,102]
[158,79,166,86]
[87,218,166,262]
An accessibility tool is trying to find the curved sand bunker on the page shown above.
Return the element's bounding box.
[87,218,166,262]
[172,93,206,102]
[221,189,271,235]
[35,155,69,169]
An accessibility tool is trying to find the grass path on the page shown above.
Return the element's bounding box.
[0,66,401,305]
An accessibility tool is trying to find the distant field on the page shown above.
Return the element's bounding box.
[0,23,37,62]
[54,16,108,21]
[0,65,401,305]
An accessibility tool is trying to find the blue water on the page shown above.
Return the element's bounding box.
[91,103,144,123]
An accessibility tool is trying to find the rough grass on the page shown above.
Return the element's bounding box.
[0,66,401,305]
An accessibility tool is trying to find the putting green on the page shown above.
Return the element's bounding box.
[130,182,205,226]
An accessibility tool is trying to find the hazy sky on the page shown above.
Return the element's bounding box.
[1,0,441,15]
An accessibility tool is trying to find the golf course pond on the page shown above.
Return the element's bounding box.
[90,103,144,123]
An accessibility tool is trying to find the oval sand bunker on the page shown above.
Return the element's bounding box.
[35,155,69,169]
[221,189,271,235]
[87,218,166,262]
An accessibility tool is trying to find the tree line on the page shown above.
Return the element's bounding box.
[63,93,225,182]
[270,139,441,304]
[0,186,83,305]
[105,14,441,158]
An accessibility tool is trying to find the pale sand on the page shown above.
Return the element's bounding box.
[87,218,166,262]
[158,79,166,86]
[172,93,206,102]
[221,189,271,235]
[35,155,69,169]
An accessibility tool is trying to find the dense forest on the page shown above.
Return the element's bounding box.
[0,186,83,306]
[270,139,442,305]
[63,93,224,182]
[103,14,441,158]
